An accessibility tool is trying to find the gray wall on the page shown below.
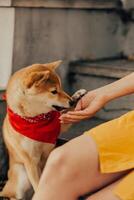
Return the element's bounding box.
[11,8,126,92]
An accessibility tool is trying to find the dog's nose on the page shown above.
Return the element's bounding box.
[69,100,75,107]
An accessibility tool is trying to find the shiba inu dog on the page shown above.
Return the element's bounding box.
[0,61,86,200]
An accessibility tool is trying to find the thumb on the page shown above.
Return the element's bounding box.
[75,100,82,111]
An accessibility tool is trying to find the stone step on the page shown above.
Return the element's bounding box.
[70,59,134,78]
[0,0,120,9]
[69,59,134,120]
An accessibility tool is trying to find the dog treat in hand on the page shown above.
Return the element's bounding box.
[61,89,87,114]
[72,89,87,103]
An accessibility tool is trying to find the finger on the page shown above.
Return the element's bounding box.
[75,100,82,111]
[62,114,89,120]
[60,113,85,120]
[68,109,93,116]
[60,117,81,121]
[75,96,87,111]
[60,115,90,124]
[68,104,98,116]
[59,113,69,120]
[60,119,80,124]
[60,114,85,121]
[60,115,87,122]
[61,120,78,124]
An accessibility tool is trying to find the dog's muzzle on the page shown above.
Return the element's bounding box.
[52,105,69,111]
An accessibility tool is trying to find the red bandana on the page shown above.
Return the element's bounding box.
[7,107,61,144]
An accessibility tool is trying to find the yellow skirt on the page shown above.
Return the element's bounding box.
[84,111,134,200]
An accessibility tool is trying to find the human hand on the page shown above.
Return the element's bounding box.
[59,87,109,124]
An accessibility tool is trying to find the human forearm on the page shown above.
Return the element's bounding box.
[101,72,134,103]
[60,72,134,123]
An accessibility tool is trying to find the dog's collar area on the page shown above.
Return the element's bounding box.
[12,110,55,124]
[7,107,61,144]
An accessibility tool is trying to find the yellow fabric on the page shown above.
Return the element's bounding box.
[84,111,134,200]
[115,170,134,200]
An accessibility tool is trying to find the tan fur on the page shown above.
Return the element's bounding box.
[0,61,85,199]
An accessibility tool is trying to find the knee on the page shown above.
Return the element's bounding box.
[47,147,66,169]
[86,195,97,200]
[44,147,75,180]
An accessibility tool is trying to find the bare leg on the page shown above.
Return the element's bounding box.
[33,135,130,200]
[86,179,122,200]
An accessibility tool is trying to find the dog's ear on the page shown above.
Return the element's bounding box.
[24,70,50,88]
[45,60,62,71]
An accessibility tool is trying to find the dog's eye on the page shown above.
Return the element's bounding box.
[51,90,58,94]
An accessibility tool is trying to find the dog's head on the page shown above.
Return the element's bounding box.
[6,61,72,117]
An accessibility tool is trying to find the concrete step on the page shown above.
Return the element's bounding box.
[69,59,134,120]
[0,0,120,9]
[70,59,134,78]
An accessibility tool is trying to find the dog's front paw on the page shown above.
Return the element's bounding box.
[72,89,87,103]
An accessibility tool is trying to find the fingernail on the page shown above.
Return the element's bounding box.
[68,112,73,114]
